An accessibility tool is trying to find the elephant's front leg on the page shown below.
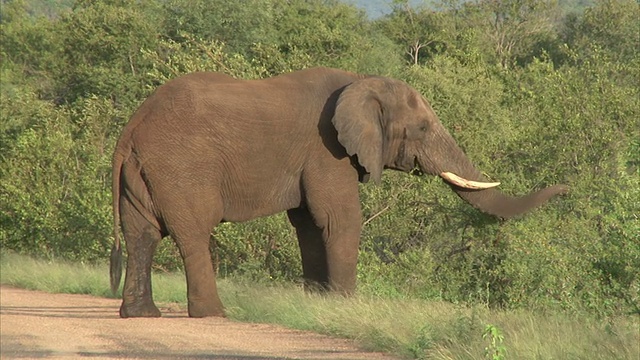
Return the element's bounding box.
[323,218,361,295]
[287,208,329,291]
[303,185,363,295]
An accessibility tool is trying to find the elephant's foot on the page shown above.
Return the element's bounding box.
[188,299,225,318]
[303,279,330,293]
[119,301,161,318]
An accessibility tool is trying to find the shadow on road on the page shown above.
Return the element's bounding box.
[1,305,117,319]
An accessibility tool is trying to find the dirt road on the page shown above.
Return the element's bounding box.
[0,286,398,359]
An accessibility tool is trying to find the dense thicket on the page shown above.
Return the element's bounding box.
[1,0,638,317]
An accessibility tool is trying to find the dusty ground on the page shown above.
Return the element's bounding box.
[0,286,399,360]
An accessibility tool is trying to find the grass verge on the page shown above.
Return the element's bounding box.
[1,252,638,359]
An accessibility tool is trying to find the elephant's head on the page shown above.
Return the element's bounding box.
[332,77,568,219]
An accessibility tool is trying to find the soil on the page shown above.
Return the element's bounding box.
[0,286,399,360]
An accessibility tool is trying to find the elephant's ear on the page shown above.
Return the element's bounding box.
[332,79,385,184]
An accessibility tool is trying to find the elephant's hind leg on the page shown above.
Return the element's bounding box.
[165,199,225,318]
[119,198,162,318]
[172,231,224,317]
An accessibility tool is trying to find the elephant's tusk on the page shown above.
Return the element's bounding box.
[440,172,501,189]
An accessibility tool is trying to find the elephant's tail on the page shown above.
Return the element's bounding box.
[110,151,125,295]
[110,240,122,295]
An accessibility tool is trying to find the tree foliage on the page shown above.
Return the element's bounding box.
[1,0,638,317]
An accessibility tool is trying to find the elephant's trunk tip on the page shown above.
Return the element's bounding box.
[483,183,570,219]
[553,184,570,195]
[110,244,122,296]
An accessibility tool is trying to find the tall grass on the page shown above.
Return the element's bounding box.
[1,252,638,359]
[224,284,640,359]
[0,252,188,302]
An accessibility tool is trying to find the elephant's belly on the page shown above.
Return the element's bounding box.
[220,175,302,222]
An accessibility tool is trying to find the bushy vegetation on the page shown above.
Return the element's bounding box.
[1,0,638,322]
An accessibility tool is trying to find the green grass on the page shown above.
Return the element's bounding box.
[1,252,638,359]
[0,252,188,302]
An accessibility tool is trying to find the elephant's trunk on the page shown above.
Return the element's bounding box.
[419,127,568,219]
[448,181,569,219]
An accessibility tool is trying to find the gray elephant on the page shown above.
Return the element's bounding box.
[110,67,567,318]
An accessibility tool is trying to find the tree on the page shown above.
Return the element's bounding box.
[563,0,640,65]
[377,0,450,65]
[52,1,161,106]
[460,0,559,68]
[269,0,374,70]
[161,0,276,56]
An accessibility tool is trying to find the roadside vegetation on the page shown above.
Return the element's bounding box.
[1,0,638,358]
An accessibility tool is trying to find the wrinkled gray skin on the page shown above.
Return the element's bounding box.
[110,67,567,318]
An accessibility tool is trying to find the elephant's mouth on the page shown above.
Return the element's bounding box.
[440,171,501,190]
[410,158,423,176]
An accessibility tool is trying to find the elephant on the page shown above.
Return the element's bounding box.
[109,67,568,318]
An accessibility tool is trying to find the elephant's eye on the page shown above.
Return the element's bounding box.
[419,123,428,132]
